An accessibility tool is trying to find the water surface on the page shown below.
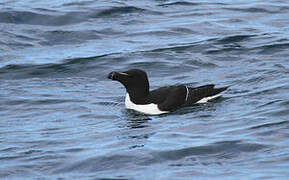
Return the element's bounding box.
[1,0,289,179]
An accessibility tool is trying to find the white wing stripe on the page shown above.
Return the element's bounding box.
[185,86,189,102]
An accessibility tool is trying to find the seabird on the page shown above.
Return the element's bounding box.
[108,69,228,115]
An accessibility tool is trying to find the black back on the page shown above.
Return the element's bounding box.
[148,85,187,111]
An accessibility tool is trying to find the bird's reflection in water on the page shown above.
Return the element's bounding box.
[124,109,152,129]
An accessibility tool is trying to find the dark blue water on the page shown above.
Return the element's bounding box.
[1,0,289,179]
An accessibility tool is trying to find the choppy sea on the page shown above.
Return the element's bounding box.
[1,0,289,179]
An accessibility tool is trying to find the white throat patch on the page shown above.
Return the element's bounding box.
[125,93,168,115]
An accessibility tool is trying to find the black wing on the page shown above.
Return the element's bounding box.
[184,84,228,105]
[147,85,187,111]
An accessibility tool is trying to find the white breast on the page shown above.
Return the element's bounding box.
[125,93,168,115]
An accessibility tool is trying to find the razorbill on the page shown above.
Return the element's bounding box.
[108,69,228,115]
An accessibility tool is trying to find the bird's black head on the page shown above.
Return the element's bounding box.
[108,69,150,97]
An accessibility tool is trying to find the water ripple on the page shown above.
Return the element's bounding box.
[1,0,289,179]
[0,11,86,26]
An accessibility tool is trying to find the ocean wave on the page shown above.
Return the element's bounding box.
[90,6,162,18]
[0,11,86,26]
[250,120,289,129]
[39,30,101,46]
[224,5,289,14]
[53,140,267,174]
[0,5,161,27]
[158,1,200,7]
